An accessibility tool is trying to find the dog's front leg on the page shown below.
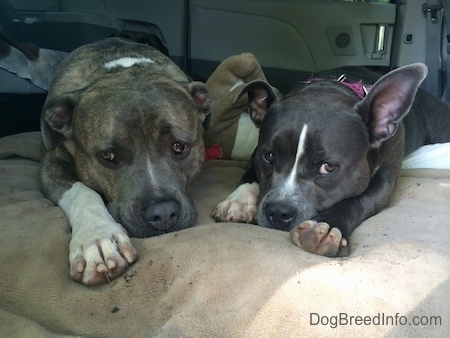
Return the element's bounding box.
[290,165,400,257]
[60,182,138,285]
[40,151,138,285]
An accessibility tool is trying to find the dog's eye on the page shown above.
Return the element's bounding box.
[319,162,337,174]
[263,151,274,164]
[172,141,187,154]
[100,152,115,162]
[98,151,121,167]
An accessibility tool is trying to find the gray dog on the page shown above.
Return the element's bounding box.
[40,38,211,285]
[214,63,450,257]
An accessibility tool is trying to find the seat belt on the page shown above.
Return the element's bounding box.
[422,0,443,99]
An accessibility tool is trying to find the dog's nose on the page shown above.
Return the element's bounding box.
[264,202,297,230]
[143,200,180,231]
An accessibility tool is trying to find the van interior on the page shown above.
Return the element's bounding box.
[0,0,447,135]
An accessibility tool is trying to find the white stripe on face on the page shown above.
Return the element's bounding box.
[103,57,155,70]
[284,124,308,192]
[146,156,157,185]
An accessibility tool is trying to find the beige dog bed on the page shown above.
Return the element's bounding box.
[0,131,449,337]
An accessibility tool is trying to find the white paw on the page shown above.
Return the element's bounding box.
[213,182,259,223]
[60,182,138,285]
[69,222,138,285]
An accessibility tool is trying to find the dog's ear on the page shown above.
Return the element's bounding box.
[234,80,279,127]
[41,95,78,150]
[187,81,212,130]
[355,63,427,148]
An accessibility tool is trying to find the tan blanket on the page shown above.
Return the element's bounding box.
[0,132,449,337]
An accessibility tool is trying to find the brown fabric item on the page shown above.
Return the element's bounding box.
[0,132,449,337]
[204,53,267,159]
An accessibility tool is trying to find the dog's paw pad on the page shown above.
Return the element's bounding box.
[289,220,347,257]
[213,182,259,223]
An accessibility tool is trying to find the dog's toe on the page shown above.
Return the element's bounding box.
[289,220,329,252]
[289,220,347,257]
[118,244,139,264]
[70,256,87,283]
[315,227,342,257]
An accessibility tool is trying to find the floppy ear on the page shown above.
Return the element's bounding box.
[187,81,212,130]
[355,63,427,148]
[40,95,78,150]
[233,80,280,127]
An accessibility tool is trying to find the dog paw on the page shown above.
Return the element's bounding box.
[289,220,348,257]
[69,226,138,285]
[212,182,259,223]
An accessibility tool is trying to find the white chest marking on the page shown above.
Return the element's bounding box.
[103,57,155,70]
[285,124,308,192]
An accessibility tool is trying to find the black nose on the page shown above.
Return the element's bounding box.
[264,202,297,230]
[143,200,180,231]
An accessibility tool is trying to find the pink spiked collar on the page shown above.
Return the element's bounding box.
[303,74,372,99]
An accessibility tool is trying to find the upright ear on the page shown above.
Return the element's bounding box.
[355,63,427,148]
[40,95,78,150]
[233,80,280,127]
[187,81,212,130]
